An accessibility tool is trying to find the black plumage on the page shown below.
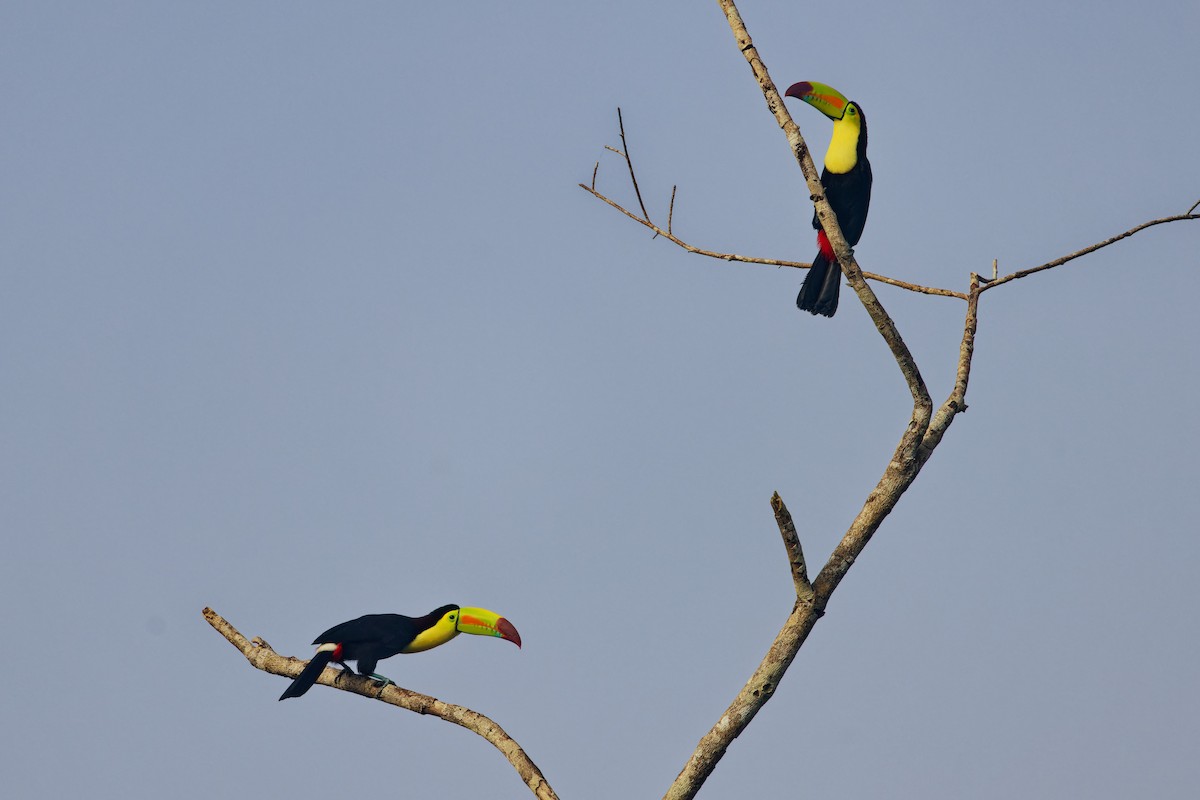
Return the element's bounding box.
[797,102,872,318]
[278,605,456,700]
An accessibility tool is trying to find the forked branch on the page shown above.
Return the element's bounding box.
[660,3,959,798]
[664,493,822,800]
[578,4,1196,800]
[202,608,559,800]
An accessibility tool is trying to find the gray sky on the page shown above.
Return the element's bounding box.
[3,1,1198,798]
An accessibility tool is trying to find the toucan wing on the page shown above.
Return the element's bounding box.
[822,162,872,245]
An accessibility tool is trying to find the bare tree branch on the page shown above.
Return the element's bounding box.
[664,495,822,800]
[660,4,950,797]
[583,161,1198,302]
[718,1,934,416]
[579,6,1198,800]
[572,4,1200,800]
[979,212,1200,292]
[953,279,982,408]
[772,491,812,600]
[589,101,1198,310]
[202,608,559,800]
[579,180,969,300]
[918,274,982,464]
[664,607,820,800]
[668,184,677,236]
[580,181,809,269]
[652,6,1198,786]
[616,107,651,223]
[642,1,1199,792]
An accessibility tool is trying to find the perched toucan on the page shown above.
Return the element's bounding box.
[278,604,521,701]
[784,81,872,317]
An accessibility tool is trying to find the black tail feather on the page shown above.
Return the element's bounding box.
[278,649,334,701]
[796,252,841,317]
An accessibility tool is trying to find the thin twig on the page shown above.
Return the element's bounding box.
[668,185,677,237]
[203,608,559,800]
[591,161,599,191]
[1188,198,1200,215]
[617,108,651,222]
[772,492,811,599]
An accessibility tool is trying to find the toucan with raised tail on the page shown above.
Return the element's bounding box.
[784,81,872,317]
[278,605,521,701]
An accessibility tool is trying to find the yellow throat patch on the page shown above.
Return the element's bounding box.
[402,609,462,653]
[824,107,862,174]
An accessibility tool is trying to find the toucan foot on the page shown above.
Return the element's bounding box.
[367,673,394,690]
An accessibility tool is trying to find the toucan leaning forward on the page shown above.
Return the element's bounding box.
[784,81,872,317]
[278,605,521,701]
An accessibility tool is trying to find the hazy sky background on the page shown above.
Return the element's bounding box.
[3,2,1198,798]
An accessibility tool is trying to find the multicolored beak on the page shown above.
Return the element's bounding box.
[784,81,851,121]
[455,606,522,648]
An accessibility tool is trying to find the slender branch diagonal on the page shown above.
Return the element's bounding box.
[617,108,651,222]
[980,212,1200,292]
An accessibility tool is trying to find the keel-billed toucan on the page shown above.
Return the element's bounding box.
[784,81,872,317]
[278,605,521,701]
